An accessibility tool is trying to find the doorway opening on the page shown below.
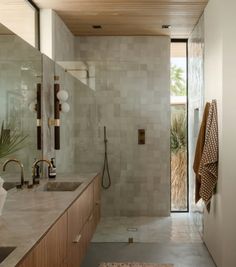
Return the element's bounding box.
[170,39,188,212]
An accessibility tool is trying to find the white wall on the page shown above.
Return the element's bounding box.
[221,1,236,266]
[204,0,236,266]
[40,9,54,59]
[40,9,75,61]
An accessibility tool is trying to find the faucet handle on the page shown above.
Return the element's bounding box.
[32,164,40,178]
[16,184,23,189]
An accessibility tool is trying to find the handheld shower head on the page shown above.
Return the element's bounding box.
[101,126,111,189]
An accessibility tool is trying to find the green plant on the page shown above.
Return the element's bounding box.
[170,113,186,154]
[170,112,187,210]
[0,122,28,159]
[171,65,186,96]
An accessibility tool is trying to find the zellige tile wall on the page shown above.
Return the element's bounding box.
[74,37,171,216]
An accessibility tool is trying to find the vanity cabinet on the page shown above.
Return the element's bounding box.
[67,174,101,267]
[67,181,93,267]
[18,212,67,267]
[17,175,101,267]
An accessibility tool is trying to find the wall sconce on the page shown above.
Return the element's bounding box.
[28,84,42,150]
[53,81,70,150]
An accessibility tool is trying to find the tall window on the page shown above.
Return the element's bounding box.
[170,41,188,212]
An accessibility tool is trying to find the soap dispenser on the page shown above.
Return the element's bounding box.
[48,158,56,179]
[0,177,7,215]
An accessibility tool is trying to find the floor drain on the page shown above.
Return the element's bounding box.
[128,237,134,243]
[127,227,138,232]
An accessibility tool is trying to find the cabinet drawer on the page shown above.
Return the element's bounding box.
[67,182,93,266]
[68,182,93,240]
[94,175,101,205]
[94,202,101,229]
[93,175,101,228]
[67,216,91,267]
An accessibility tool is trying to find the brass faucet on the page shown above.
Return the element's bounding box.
[3,159,24,188]
[32,159,52,184]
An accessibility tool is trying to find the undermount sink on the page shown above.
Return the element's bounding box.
[3,182,18,191]
[41,182,82,192]
[0,247,16,263]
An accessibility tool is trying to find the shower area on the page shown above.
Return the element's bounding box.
[55,33,204,246]
[56,36,171,219]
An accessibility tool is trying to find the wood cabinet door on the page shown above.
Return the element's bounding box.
[67,183,93,267]
[18,212,67,267]
[17,251,35,267]
[43,212,67,267]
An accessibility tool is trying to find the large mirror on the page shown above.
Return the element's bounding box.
[0,23,42,181]
[0,21,97,183]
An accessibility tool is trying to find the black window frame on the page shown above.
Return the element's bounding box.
[170,39,189,213]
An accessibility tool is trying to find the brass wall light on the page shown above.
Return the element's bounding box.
[28,84,42,150]
[53,81,70,150]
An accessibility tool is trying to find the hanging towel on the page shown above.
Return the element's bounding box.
[193,102,210,203]
[198,100,218,212]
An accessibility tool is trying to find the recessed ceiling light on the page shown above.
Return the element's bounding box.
[92,25,102,29]
[162,25,171,29]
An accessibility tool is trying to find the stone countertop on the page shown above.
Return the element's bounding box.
[0,172,99,267]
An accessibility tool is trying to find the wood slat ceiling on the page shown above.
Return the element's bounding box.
[34,0,208,38]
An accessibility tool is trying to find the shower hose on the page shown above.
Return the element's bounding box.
[101,126,111,189]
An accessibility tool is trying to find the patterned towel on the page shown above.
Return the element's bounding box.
[199,100,218,211]
[193,102,210,203]
[99,264,173,267]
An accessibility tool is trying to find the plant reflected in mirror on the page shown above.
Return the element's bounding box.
[0,121,28,159]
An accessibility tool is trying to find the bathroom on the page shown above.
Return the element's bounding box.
[0,1,236,267]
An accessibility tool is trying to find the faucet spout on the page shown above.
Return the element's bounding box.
[2,159,24,187]
[32,159,52,184]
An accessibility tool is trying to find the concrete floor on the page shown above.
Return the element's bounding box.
[81,214,216,267]
[81,243,216,267]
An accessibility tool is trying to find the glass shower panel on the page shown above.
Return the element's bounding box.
[0,23,42,179]
[54,62,97,174]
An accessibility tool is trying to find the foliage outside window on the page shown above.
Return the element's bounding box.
[171,62,187,211]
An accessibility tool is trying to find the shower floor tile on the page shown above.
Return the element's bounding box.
[92,214,202,243]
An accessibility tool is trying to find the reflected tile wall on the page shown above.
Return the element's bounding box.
[188,15,205,236]
[74,36,171,216]
[55,63,76,173]
[42,55,55,168]
[0,35,42,177]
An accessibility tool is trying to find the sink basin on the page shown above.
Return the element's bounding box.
[3,182,18,191]
[0,247,16,263]
[42,182,82,192]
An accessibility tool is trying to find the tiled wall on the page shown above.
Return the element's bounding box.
[188,15,205,235]
[54,11,75,61]
[74,36,171,216]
